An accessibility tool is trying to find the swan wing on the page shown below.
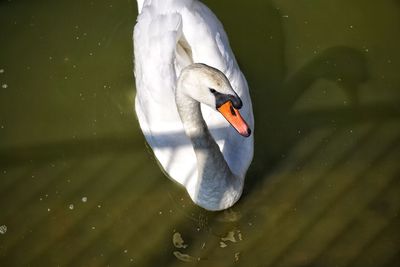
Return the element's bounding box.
[134,5,198,186]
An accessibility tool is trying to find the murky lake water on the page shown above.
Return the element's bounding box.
[1,0,399,266]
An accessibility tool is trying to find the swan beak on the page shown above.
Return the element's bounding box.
[217,101,251,137]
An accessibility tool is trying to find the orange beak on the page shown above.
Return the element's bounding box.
[217,101,251,137]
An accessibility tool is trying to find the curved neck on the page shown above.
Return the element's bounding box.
[175,83,242,210]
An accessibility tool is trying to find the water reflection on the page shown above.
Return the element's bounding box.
[0,0,399,266]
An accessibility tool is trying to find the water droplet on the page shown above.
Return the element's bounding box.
[82,196,87,203]
[0,225,7,234]
[2,84,8,89]
[0,69,4,74]
[69,204,74,210]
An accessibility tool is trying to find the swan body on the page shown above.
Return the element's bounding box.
[134,0,254,210]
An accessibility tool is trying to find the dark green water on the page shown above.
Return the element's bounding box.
[1,0,399,266]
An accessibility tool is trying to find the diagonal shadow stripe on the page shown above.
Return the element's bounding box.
[17,154,146,266]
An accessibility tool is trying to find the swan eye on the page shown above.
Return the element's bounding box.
[209,88,216,94]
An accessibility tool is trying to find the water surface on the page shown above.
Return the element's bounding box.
[0,0,399,266]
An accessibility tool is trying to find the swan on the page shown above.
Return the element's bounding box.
[133,0,254,211]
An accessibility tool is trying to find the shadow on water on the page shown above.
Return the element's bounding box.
[0,0,400,266]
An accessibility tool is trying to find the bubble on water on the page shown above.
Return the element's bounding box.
[0,225,7,234]
[69,204,74,210]
[2,84,8,89]
[82,196,87,203]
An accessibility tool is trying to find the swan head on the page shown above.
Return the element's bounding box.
[177,63,251,137]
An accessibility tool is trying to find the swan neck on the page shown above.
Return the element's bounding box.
[175,82,242,210]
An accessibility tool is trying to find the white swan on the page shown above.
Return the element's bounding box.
[133,0,254,210]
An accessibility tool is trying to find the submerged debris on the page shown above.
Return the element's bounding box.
[173,251,198,262]
[221,231,237,243]
[172,232,188,249]
[0,225,7,234]
[234,252,240,262]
